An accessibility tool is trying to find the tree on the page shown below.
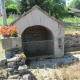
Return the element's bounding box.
[6,0,67,19]
[19,0,29,13]
[19,0,68,19]
[70,0,80,9]
[5,0,20,17]
[42,0,67,19]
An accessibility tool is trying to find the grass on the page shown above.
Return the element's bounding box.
[30,62,80,80]
[0,16,16,26]
[63,17,80,27]
[0,13,20,26]
[0,41,5,59]
[63,17,80,23]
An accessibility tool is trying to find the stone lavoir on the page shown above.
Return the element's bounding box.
[10,5,65,59]
[0,5,65,80]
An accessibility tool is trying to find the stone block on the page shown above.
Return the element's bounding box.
[7,57,17,62]
[7,62,16,68]
[5,50,14,59]
[0,58,7,66]
[22,74,31,80]
[8,74,19,79]
[1,37,22,50]
[18,65,28,74]
[8,68,15,72]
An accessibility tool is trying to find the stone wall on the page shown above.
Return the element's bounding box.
[64,33,80,52]
[22,40,54,58]
[22,26,53,42]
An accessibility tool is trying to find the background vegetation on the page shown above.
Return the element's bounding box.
[5,0,68,19]
[70,0,80,9]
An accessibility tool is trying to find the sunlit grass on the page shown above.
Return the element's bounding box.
[63,17,80,23]
[30,62,80,80]
[0,17,16,26]
[0,41,5,59]
[65,27,76,34]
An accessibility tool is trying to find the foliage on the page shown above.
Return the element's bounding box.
[18,0,68,19]
[5,0,20,17]
[5,0,68,19]
[0,13,2,17]
[0,26,18,37]
[69,0,80,9]
[6,8,18,17]
[0,16,17,26]
[67,11,75,17]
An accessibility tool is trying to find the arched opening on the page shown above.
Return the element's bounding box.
[22,25,54,58]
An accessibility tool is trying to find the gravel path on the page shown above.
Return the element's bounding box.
[29,53,80,69]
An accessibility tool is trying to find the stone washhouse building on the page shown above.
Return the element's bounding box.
[11,5,65,59]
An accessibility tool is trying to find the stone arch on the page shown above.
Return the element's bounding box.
[22,25,54,58]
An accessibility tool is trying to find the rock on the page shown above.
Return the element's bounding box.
[22,74,31,80]
[0,69,8,79]
[5,50,15,59]
[18,65,28,74]
[7,57,17,62]
[8,68,15,72]
[17,59,25,65]
[0,58,7,66]
[21,59,26,64]
[7,62,16,68]
[8,74,19,79]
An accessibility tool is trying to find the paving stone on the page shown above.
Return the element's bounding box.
[0,58,7,66]
[18,65,28,74]
[22,74,31,80]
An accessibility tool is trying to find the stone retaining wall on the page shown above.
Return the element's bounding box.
[64,33,80,52]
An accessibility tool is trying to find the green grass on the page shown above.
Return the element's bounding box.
[0,41,5,59]
[63,17,80,23]
[0,17,15,26]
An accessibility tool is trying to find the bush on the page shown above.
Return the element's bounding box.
[68,11,75,17]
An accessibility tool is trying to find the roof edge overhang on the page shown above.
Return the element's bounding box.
[10,5,66,27]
